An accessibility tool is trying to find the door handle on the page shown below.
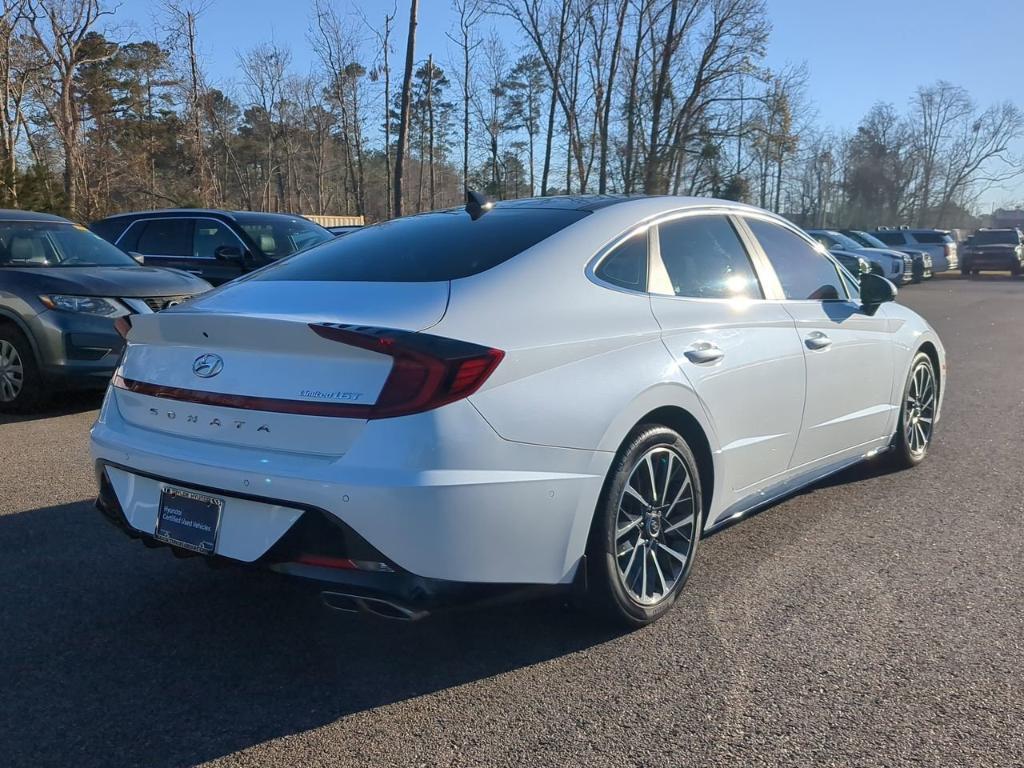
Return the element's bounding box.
[805,331,832,350]
[684,342,724,364]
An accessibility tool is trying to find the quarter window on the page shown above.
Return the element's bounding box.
[746,218,845,301]
[135,219,193,257]
[656,215,762,299]
[595,230,648,291]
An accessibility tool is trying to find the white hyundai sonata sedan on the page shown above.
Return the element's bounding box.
[91,196,945,626]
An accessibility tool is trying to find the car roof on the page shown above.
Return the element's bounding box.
[0,208,72,224]
[94,208,315,223]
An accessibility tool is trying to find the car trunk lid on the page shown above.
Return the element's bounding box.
[112,281,450,455]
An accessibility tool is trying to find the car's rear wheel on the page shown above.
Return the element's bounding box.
[586,425,702,628]
[888,352,937,469]
[0,325,45,413]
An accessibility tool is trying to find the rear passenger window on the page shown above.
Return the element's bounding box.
[136,219,194,257]
[874,231,906,246]
[595,231,648,291]
[746,218,845,301]
[913,232,950,244]
[656,215,762,299]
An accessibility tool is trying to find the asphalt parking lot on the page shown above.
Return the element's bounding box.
[2,274,1023,768]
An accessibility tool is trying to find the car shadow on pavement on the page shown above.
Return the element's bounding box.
[0,499,626,768]
[0,391,103,425]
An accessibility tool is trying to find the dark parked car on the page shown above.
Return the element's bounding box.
[841,229,933,281]
[90,209,334,285]
[0,209,210,411]
[805,229,913,284]
[326,225,363,237]
[959,228,1024,276]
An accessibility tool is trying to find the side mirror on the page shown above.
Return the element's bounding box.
[214,245,244,264]
[128,251,145,264]
[860,272,897,315]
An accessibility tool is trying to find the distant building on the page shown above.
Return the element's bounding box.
[990,209,1024,229]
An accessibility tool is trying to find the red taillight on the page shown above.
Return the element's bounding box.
[310,323,504,419]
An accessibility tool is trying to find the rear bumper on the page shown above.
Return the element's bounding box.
[89,391,610,586]
[94,460,546,613]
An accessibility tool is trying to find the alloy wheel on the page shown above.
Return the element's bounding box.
[0,339,24,402]
[904,361,936,456]
[614,446,696,605]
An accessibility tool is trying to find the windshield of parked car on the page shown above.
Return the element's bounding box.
[232,213,333,260]
[971,230,1018,245]
[850,231,888,248]
[812,230,862,250]
[0,221,139,267]
[251,208,591,282]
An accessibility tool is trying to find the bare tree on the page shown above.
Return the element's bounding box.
[161,0,213,206]
[910,82,972,224]
[447,0,483,188]
[238,40,290,211]
[0,0,41,205]
[363,6,395,217]
[935,100,1024,224]
[494,0,573,196]
[312,1,368,215]
[26,0,116,216]
[588,0,629,193]
[393,0,417,216]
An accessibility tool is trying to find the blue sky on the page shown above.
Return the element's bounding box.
[118,0,1024,207]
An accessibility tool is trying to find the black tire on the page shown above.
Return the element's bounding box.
[887,352,937,469]
[586,425,703,628]
[0,323,46,413]
[960,266,970,277]
[1011,262,1022,278]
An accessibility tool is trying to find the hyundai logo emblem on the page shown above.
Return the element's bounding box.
[192,353,224,378]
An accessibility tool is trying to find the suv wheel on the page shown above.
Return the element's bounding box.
[0,325,45,413]
[587,425,702,628]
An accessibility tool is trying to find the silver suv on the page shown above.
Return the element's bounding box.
[870,228,958,273]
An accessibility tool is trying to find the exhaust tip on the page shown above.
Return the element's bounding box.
[320,591,428,622]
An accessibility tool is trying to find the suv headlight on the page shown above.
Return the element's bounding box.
[39,295,129,317]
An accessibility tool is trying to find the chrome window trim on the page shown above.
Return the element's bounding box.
[586,205,774,302]
[113,216,247,260]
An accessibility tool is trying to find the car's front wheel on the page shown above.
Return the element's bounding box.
[587,425,702,628]
[0,325,45,413]
[888,352,937,469]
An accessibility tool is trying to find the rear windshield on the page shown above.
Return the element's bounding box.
[252,208,589,282]
[972,230,1019,245]
[912,231,953,244]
